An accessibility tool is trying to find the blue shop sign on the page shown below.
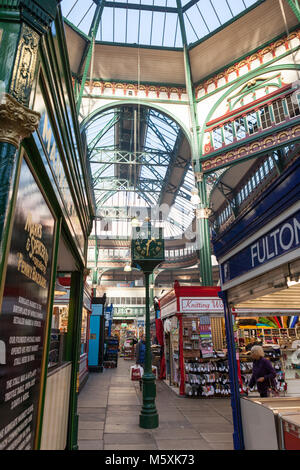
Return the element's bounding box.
[221,208,300,285]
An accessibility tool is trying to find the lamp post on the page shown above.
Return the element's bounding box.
[131,217,164,429]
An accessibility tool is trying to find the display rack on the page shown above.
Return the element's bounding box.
[104,336,119,368]
[237,327,300,347]
[184,356,231,397]
[123,344,135,360]
[239,346,287,395]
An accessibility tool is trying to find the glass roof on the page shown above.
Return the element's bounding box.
[61,0,263,48]
[84,104,197,239]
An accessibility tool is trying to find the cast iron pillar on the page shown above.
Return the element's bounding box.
[139,270,159,429]
[195,173,213,286]
[219,290,245,450]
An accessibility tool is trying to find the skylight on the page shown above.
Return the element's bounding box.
[61,0,264,48]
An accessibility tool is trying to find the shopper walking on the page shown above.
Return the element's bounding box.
[136,334,146,367]
[135,334,146,390]
[248,345,277,397]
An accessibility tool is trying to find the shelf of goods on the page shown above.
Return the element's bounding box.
[185,356,231,398]
[239,347,287,395]
[104,336,119,368]
[123,340,135,360]
[236,321,300,396]
[182,316,230,398]
[151,345,161,375]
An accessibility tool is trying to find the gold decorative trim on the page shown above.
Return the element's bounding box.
[196,208,212,219]
[10,23,40,105]
[0,93,40,148]
[194,171,204,183]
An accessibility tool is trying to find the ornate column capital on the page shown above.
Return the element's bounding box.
[0,93,40,148]
[195,207,212,219]
[194,171,204,183]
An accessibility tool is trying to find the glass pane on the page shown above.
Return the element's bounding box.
[234,117,246,140]
[272,99,286,124]
[247,112,259,135]
[212,127,223,149]
[223,122,234,145]
[260,105,272,129]
[285,95,300,119]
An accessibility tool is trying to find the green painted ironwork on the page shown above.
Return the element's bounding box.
[286,0,300,20]
[66,270,84,450]
[76,0,105,112]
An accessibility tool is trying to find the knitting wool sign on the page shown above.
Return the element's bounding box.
[221,208,300,287]
[180,298,223,313]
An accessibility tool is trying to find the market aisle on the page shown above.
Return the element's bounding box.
[77,358,234,450]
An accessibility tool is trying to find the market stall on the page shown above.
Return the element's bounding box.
[159,282,226,397]
[213,156,300,449]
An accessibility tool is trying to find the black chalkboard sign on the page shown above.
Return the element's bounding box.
[0,155,56,450]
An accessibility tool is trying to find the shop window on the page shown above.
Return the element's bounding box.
[251,175,256,190]
[49,305,69,369]
[246,112,259,135]
[285,95,300,118]
[264,159,270,175]
[81,307,88,354]
[223,122,234,145]
[259,105,272,129]
[212,127,223,149]
[234,117,246,140]
[272,99,286,124]
[268,155,275,169]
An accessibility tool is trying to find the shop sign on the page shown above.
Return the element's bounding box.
[0,157,56,450]
[220,208,300,287]
[180,298,224,313]
[160,299,177,318]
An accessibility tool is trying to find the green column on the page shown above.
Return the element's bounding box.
[0,94,40,270]
[66,270,84,450]
[195,175,213,286]
[286,0,300,21]
[139,270,159,429]
[0,142,18,242]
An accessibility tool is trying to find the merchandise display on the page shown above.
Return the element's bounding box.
[185,358,231,397]
[235,316,300,396]
[123,338,136,360]
[104,336,119,368]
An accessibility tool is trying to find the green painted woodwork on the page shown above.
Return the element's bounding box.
[0,142,19,243]
[0,0,59,35]
[0,21,20,91]
[66,270,84,450]
[35,217,62,450]
[0,144,22,307]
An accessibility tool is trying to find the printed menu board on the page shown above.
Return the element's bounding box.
[0,156,56,450]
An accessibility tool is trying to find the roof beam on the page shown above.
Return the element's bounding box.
[104,1,178,13]
[76,0,105,111]
[286,0,300,20]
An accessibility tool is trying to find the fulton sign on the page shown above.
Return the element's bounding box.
[220,206,300,288]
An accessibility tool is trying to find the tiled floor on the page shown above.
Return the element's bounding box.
[77,358,234,450]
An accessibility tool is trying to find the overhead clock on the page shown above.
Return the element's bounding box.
[134,237,164,259]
